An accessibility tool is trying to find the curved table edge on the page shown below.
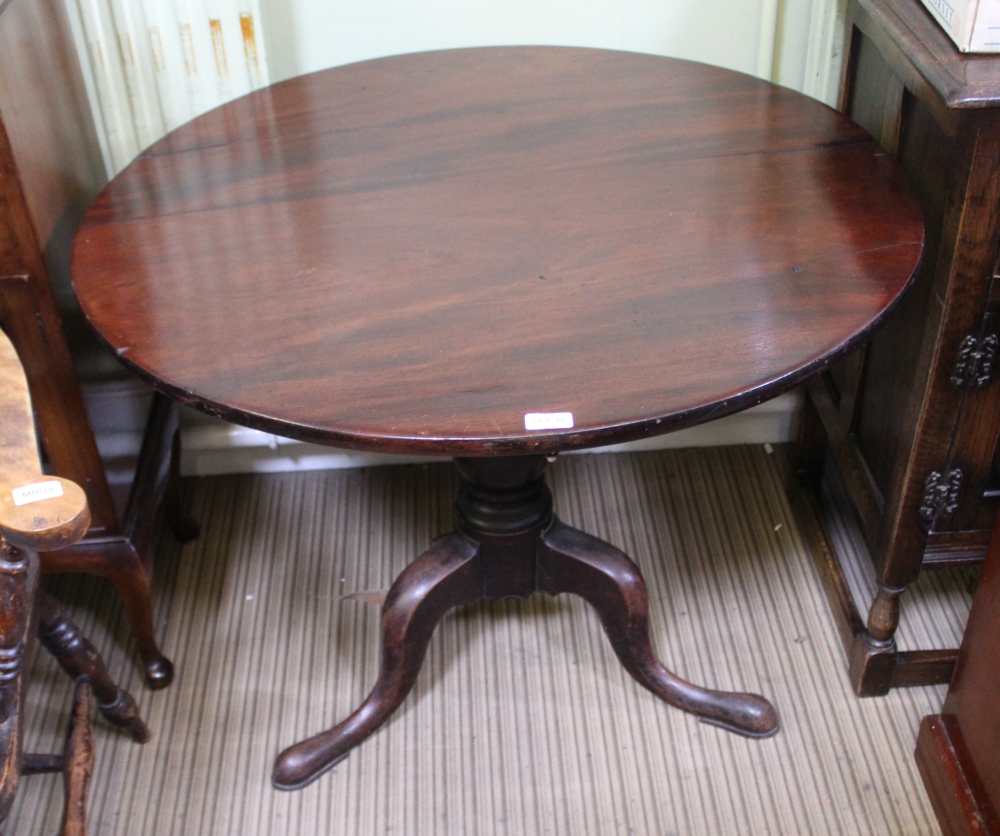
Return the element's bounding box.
[78,238,924,458]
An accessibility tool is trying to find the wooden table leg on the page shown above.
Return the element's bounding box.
[272,456,779,790]
[538,519,778,737]
[271,533,481,790]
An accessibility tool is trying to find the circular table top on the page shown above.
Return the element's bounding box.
[71,47,924,457]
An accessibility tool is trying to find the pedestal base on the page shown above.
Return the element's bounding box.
[272,456,779,791]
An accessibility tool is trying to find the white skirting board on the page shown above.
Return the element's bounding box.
[82,378,802,479]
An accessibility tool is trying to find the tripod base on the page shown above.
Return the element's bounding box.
[273,456,779,791]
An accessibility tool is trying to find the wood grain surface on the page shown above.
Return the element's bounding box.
[0,332,89,551]
[71,47,924,456]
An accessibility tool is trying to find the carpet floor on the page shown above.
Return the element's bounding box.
[9,446,967,835]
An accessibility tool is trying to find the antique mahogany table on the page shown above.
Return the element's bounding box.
[69,47,924,791]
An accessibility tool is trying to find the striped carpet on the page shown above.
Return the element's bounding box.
[9,446,965,835]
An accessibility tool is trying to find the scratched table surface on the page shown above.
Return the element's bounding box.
[71,47,924,456]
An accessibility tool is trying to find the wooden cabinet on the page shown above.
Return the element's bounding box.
[916,514,1000,835]
[799,0,1000,694]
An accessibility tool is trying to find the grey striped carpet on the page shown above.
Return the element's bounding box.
[9,447,965,835]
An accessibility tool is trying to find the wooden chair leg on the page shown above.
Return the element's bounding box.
[102,548,173,691]
[37,592,151,742]
[42,539,174,690]
[164,428,199,544]
[112,393,191,686]
[21,682,97,836]
[59,680,95,836]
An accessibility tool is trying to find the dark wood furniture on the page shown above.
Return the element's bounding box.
[916,511,1000,835]
[794,0,1000,697]
[69,47,924,790]
[0,329,149,834]
[0,0,194,689]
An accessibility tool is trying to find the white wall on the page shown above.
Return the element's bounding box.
[261,0,772,83]
[257,0,845,102]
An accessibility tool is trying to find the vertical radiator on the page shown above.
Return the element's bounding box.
[64,0,269,175]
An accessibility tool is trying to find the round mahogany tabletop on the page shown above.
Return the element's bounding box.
[71,47,924,457]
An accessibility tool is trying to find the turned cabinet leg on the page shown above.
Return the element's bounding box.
[538,520,779,738]
[867,584,904,643]
[272,533,482,790]
[846,584,906,696]
[38,593,151,743]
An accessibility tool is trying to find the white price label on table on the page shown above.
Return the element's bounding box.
[524,412,574,431]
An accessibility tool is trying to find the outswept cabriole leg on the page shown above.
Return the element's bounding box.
[37,593,151,743]
[105,548,174,690]
[272,533,482,791]
[538,520,779,738]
